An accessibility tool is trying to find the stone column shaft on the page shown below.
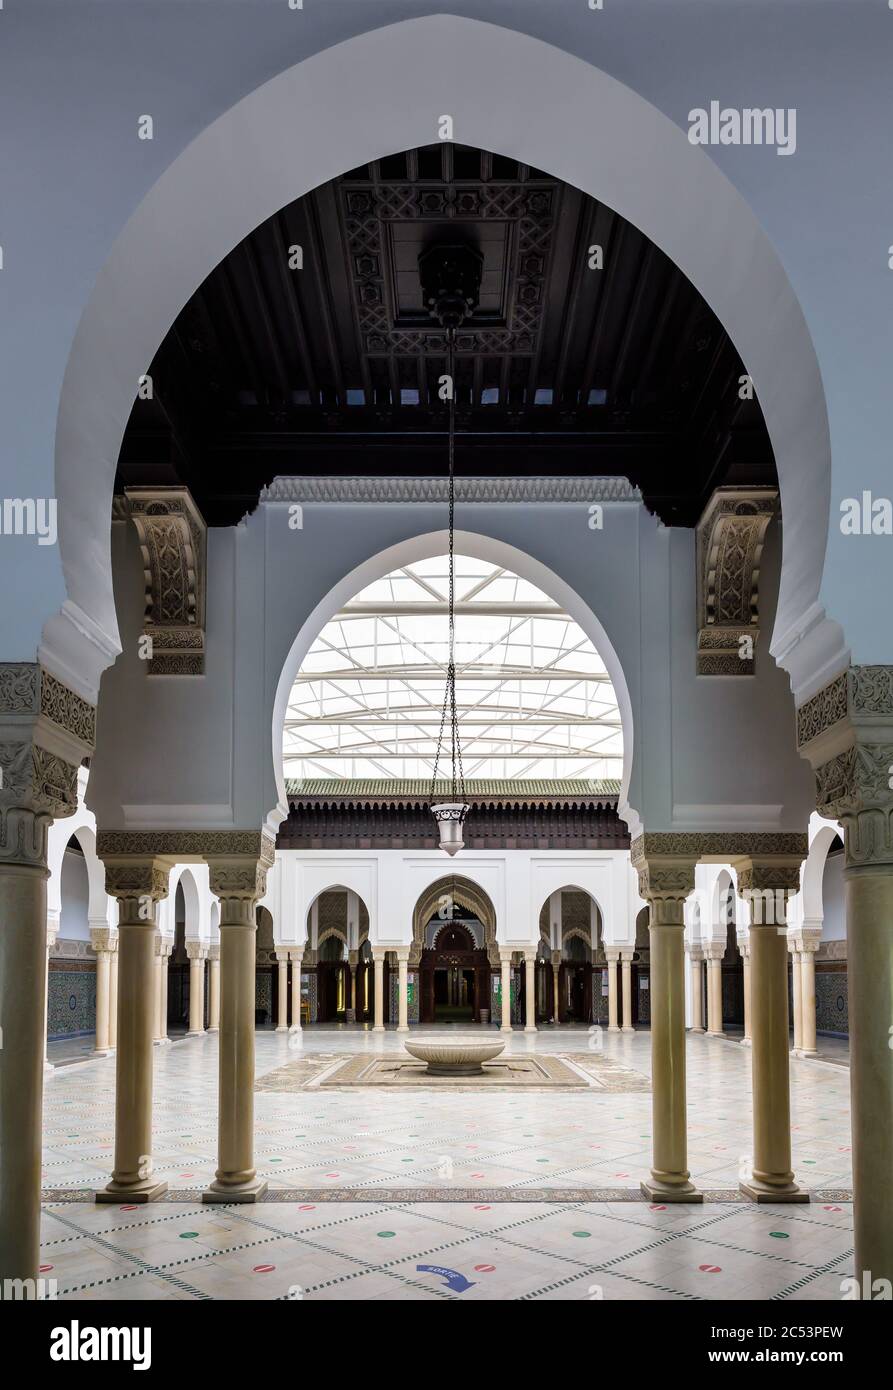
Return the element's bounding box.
[551,951,561,1024]
[736,857,807,1204]
[631,843,701,1204]
[204,855,270,1204]
[98,860,171,1204]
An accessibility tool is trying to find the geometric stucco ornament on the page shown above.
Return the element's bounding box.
[124,486,207,675]
[696,487,778,675]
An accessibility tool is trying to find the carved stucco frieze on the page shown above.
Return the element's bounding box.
[124,487,207,676]
[259,475,643,506]
[97,830,275,864]
[798,665,893,869]
[695,487,777,676]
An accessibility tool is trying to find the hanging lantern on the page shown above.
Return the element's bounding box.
[430,801,468,856]
[422,246,481,854]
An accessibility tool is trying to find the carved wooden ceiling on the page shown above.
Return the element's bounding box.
[117,143,775,527]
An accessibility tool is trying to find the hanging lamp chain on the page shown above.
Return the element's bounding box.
[431,327,465,804]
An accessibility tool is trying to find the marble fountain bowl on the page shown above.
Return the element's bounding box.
[403,1036,506,1076]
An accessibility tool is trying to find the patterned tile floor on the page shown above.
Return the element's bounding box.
[41,1026,854,1301]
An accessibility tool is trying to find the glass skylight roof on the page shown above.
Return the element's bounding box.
[283,556,623,781]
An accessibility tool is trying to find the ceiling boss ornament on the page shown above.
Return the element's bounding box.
[423,245,483,855]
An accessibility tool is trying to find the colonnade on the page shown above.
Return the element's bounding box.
[687,929,820,1055]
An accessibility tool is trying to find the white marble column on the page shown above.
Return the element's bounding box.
[688,949,704,1032]
[290,950,303,1032]
[499,953,513,1032]
[396,951,410,1033]
[620,951,634,1032]
[797,935,820,1058]
[187,943,207,1036]
[275,951,289,1032]
[524,952,537,1032]
[705,946,725,1036]
[551,949,561,1024]
[108,936,119,1050]
[372,950,385,1031]
[91,927,114,1055]
[604,949,620,1032]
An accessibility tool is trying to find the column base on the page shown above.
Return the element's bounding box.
[621,1026,635,1034]
[92,1047,115,1058]
[739,1178,809,1204]
[372,1025,385,1033]
[789,1047,801,1058]
[607,1025,621,1033]
[705,1030,725,1038]
[524,1025,537,1033]
[500,1024,513,1032]
[275,1025,289,1033]
[288,1023,302,1034]
[345,1010,356,1023]
[186,1030,205,1038]
[153,1037,172,1047]
[203,1177,268,1205]
[799,1048,818,1059]
[207,1025,219,1033]
[96,1178,168,1205]
[688,1026,704,1034]
[396,1026,409,1034]
[640,1178,702,1204]
[740,1037,752,1047]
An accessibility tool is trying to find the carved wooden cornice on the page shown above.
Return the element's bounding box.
[696,487,777,675]
[259,476,642,505]
[124,487,207,676]
[797,666,893,868]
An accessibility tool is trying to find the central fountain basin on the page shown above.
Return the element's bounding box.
[403,1036,506,1075]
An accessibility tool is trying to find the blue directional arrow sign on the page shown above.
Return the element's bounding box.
[416,1264,476,1293]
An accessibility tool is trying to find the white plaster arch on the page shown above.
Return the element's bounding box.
[48,14,838,704]
[165,864,207,944]
[297,875,376,949]
[271,528,636,833]
[800,820,844,923]
[528,864,619,947]
[48,820,111,929]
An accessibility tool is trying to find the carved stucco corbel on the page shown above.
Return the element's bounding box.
[124,486,207,676]
[696,487,778,676]
[797,666,893,869]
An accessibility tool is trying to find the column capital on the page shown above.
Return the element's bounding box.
[789,931,821,954]
[687,945,704,962]
[394,948,411,964]
[797,665,893,868]
[630,837,696,926]
[0,663,96,867]
[498,949,514,966]
[186,941,208,961]
[100,854,171,925]
[290,947,305,964]
[603,946,622,963]
[703,942,726,961]
[207,944,220,962]
[90,926,114,953]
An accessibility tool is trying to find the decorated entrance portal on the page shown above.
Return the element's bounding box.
[419,923,491,1025]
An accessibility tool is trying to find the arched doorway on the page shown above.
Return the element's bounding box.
[536,886,603,1024]
[304,886,373,1024]
[412,876,497,1026]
